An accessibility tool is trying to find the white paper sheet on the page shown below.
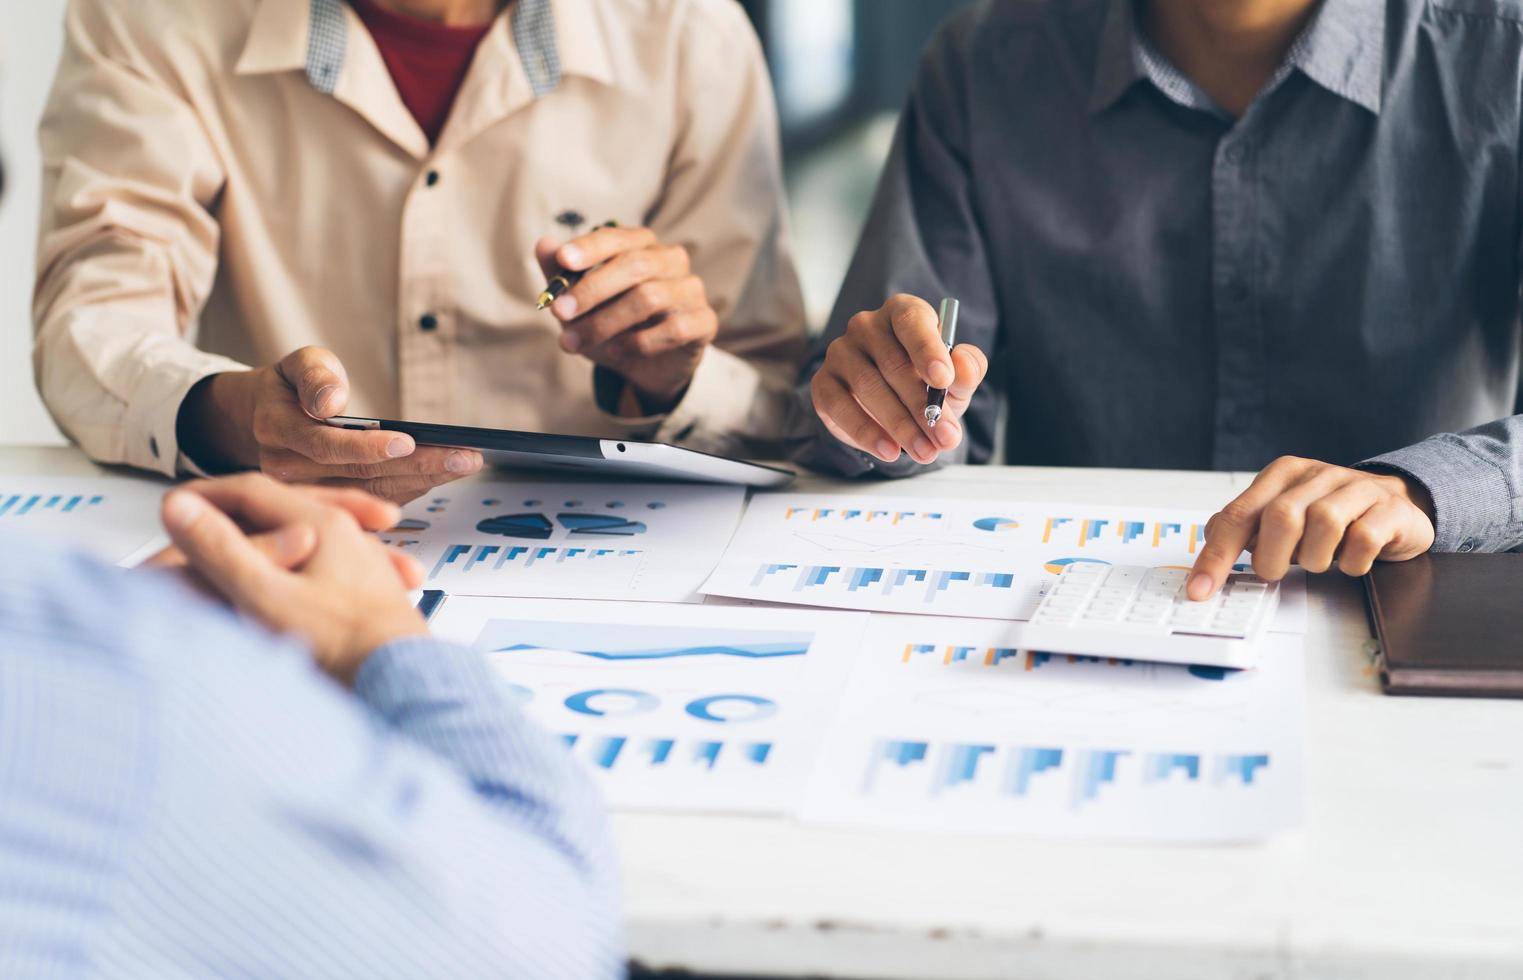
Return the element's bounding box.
[702,493,1306,631]
[800,615,1304,841]
[426,596,869,813]
[0,476,168,565]
[389,480,746,602]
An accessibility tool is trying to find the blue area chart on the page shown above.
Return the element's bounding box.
[477,621,815,663]
[431,543,642,580]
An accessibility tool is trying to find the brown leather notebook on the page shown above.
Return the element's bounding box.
[1365,554,1523,698]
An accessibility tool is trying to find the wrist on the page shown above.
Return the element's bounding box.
[624,377,689,416]
[332,610,430,687]
[177,371,259,472]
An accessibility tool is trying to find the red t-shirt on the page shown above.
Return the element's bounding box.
[349,0,494,144]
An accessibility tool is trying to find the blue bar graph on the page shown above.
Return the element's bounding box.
[693,741,724,769]
[590,736,627,770]
[1072,750,1128,807]
[0,493,106,519]
[1143,752,1201,782]
[645,738,675,765]
[847,567,883,591]
[1120,521,1147,544]
[756,563,1018,604]
[432,542,641,580]
[936,744,996,792]
[1215,754,1270,785]
[1005,746,1064,796]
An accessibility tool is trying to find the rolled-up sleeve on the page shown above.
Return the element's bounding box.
[33,0,247,477]
[623,0,808,457]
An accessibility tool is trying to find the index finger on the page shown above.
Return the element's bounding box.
[179,473,380,535]
[1186,469,1302,600]
[885,295,954,389]
[556,225,656,271]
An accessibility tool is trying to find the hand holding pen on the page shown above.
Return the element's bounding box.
[810,294,989,465]
[534,222,721,412]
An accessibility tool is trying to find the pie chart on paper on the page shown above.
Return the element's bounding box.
[973,517,1021,532]
[559,513,649,537]
[476,513,555,539]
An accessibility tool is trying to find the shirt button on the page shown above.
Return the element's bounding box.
[1224,144,1246,165]
[425,169,440,187]
[419,313,439,332]
[1458,540,1476,553]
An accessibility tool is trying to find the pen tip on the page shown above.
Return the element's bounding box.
[535,292,552,310]
[924,406,942,427]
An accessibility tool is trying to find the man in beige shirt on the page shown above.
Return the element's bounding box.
[34,0,806,501]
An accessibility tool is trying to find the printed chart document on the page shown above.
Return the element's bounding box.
[0,475,167,564]
[801,615,1304,841]
[703,493,1305,628]
[426,596,869,813]
[387,479,746,602]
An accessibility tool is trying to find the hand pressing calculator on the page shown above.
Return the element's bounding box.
[1022,563,1279,670]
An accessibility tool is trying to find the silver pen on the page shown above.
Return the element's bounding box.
[923,297,960,427]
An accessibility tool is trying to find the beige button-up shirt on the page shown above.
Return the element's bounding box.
[34,0,807,477]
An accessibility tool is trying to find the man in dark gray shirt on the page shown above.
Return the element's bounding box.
[798,0,1523,595]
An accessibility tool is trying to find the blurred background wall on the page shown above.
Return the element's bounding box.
[0,0,964,446]
[741,0,967,328]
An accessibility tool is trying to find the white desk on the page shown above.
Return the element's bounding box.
[5,446,1522,979]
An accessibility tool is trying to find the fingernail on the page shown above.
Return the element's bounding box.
[561,330,582,352]
[553,295,578,319]
[559,245,584,267]
[876,439,900,461]
[387,436,414,458]
[312,385,337,416]
[929,362,953,387]
[1187,573,1213,600]
[162,491,204,531]
[912,437,935,461]
[446,451,478,474]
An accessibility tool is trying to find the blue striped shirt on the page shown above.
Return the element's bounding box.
[0,537,624,978]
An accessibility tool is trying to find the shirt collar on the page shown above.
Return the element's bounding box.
[235,0,613,97]
[1088,0,1385,117]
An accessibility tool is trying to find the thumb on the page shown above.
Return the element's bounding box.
[161,490,285,608]
[277,346,349,419]
[534,237,564,281]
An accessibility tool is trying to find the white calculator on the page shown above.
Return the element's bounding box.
[1022,563,1279,670]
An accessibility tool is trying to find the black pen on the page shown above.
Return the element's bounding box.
[923,297,960,427]
[535,220,618,310]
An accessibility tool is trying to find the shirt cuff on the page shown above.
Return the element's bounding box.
[123,350,249,478]
[593,347,786,454]
[1359,437,1513,553]
[353,634,497,722]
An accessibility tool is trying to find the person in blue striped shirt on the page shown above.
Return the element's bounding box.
[0,473,624,977]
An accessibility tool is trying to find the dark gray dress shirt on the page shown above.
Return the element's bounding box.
[793,0,1523,553]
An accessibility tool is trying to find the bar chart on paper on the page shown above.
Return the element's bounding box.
[0,477,168,564]
[703,494,1243,621]
[802,615,1304,840]
[424,596,868,812]
[389,479,745,602]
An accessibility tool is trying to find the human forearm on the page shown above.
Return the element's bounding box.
[354,637,616,877]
